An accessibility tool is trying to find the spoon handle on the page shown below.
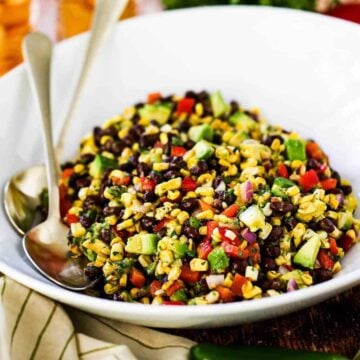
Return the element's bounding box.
[23,33,59,219]
[55,0,129,161]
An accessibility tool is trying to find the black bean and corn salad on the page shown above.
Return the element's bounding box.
[59,90,359,305]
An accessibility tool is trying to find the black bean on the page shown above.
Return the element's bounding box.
[267,226,283,243]
[263,258,277,271]
[212,133,222,145]
[230,100,239,115]
[341,185,352,195]
[75,177,91,189]
[139,133,159,148]
[93,126,102,146]
[143,191,157,202]
[194,279,209,296]
[326,188,343,195]
[185,90,197,99]
[216,191,236,205]
[307,158,321,170]
[178,120,191,132]
[60,161,75,170]
[270,201,295,214]
[312,268,333,284]
[150,171,163,183]
[184,139,195,149]
[230,259,248,274]
[213,176,223,189]
[169,157,186,170]
[135,102,144,109]
[182,226,199,239]
[180,198,199,212]
[284,218,297,231]
[100,228,111,244]
[79,215,93,228]
[190,160,208,176]
[102,168,113,182]
[212,198,223,210]
[84,265,102,280]
[264,245,280,258]
[137,162,151,176]
[80,153,95,164]
[102,125,118,138]
[103,206,122,216]
[122,134,135,147]
[111,141,125,156]
[100,139,113,153]
[140,216,156,231]
[270,279,283,291]
[119,162,134,172]
[133,124,145,137]
[331,170,341,184]
[163,170,180,180]
[83,195,101,209]
[318,218,336,233]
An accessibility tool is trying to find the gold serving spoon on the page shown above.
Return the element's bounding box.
[3,0,129,236]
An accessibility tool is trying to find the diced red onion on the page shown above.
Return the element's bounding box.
[278,265,289,275]
[215,181,226,192]
[241,228,257,244]
[206,274,225,289]
[240,181,253,203]
[336,193,344,207]
[287,278,298,292]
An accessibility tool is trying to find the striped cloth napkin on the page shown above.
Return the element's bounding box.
[0,276,195,360]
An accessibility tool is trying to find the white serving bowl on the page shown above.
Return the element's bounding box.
[1,6,360,328]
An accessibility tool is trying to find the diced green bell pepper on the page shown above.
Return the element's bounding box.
[208,248,229,273]
[285,139,306,161]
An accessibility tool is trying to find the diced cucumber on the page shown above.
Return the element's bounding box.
[239,205,265,232]
[208,248,229,273]
[271,177,296,198]
[285,139,306,161]
[89,155,118,179]
[188,124,214,142]
[194,140,215,160]
[210,91,230,118]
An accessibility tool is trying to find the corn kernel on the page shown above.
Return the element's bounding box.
[195,103,203,116]
[223,273,234,288]
[119,273,127,287]
[141,297,150,304]
[160,133,168,145]
[117,219,134,230]
[70,223,86,237]
[153,162,169,172]
[195,210,214,220]
[68,206,82,216]
[130,288,140,298]
[104,283,119,295]
[199,226,207,235]
[152,295,164,305]
[205,291,220,304]
[177,211,190,225]
[160,250,174,265]
[155,177,182,196]
[105,215,117,226]
[110,243,124,262]
[167,190,180,201]
[286,186,300,197]
[333,261,342,273]
[170,209,181,217]
[168,265,182,281]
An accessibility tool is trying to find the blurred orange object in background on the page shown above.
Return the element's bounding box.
[58,0,137,39]
[0,0,32,75]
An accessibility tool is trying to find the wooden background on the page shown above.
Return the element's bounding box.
[168,286,360,358]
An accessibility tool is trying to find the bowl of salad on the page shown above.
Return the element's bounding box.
[0,6,359,328]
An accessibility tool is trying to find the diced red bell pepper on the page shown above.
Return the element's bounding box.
[182,177,197,192]
[248,242,261,263]
[329,237,338,256]
[221,242,241,258]
[140,177,156,192]
[216,285,234,303]
[299,169,319,192]
[221,204,239,218]
[231,274,248,296]
[65,213,79,225]
[197,239,213,260]
[277,163,289,178]
[180,264,201,284]
[60,184,72,218]
[61,168,74,179]
[112,176,131,186]
[171,146,187,157]
[320,178,337,191]
[199,200,215,212]
[150,280,162,297]
[154,217,171,232]
[339,234,354,251]
[165,280,183,297]
[306,141,326,161]
[318,250,334,270]
[205,221,218,241]
[176,98,195,114]
[130,268,146,288]
[147,92,162,104]
[219,228,240,246]
[163,301,185,305]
